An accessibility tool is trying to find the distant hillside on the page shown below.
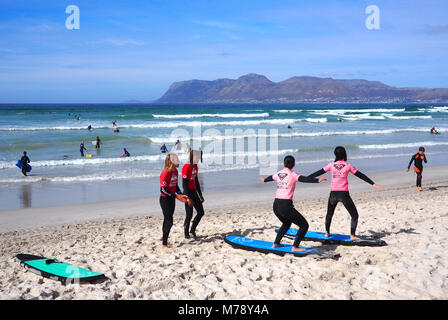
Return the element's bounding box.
[155,73,448,104]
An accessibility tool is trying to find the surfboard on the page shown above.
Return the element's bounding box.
[15,254,107,284]
[86,154,92,158]
[16,160,32,172]
[276,228,387,246]
[224,235,339,258]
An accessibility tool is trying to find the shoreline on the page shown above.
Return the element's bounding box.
[1,165,447,233]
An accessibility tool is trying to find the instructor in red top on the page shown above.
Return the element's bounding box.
[182,150,205,239]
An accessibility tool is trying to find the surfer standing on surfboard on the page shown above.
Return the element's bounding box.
[259,155,326,252]
[308,146,381,240]
[160,153,192,248]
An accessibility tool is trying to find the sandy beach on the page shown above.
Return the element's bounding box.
[0,167,447,300]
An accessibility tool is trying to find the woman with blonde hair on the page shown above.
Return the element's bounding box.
[159,153,192,248]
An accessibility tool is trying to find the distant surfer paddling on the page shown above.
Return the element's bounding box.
[430,127,439,134]
[160,144,168,153]
[120,148,130,157]
[259,155,326,252]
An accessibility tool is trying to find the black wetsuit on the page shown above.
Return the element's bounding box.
[160,185,182,245]
[182,163,204,238]
[264,175,320,247]
[183,176,204,237]
[408,153,427,187]
[20,155,30,176]
[309,168,375,236]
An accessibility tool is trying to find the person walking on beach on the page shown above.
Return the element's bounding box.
[182,150,205,239]
[407,146,427,191]
[80,141,87,157]
[308,146,381,240]
[160,153,192,248]
[95,136,101,149]
[259,155,326,252]
[20,151,30,176]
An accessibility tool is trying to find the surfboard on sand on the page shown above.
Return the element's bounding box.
[224,235,339,259]
[15,254,107,284]
[16,160,32,172]
[276,227,387,246]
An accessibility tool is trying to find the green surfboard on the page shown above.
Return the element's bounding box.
[16,254,107,284]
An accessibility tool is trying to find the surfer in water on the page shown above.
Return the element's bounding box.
[120,148,130,157]
[20,151,30,176]
[259,155,326,252]
[182,150,205,239]
[95,136,101,149]
[161,144,168,153]
[87,125,92,131]
[112,120,117,127]
[308,146,381,240]
[430,127,439,134]
[160,153,192,248]
[80,141,87,157]
[407,146,427,191]
[113,128,120,133]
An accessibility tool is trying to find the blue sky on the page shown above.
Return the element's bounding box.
[0,0,447,102]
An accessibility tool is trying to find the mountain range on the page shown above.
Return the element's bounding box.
[155,73,448,104]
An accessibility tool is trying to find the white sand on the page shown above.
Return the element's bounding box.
[0,169,447,300]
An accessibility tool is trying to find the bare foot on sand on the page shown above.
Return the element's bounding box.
[291,246,308,252]
[350,235,361,241]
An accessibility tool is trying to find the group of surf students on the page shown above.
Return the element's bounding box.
[159,145,428,250]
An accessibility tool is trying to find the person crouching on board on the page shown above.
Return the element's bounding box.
[159,153,192,248]
[259,155,326,252]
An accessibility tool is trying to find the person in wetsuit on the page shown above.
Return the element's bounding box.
[80,141,87,157]
[308,146,381,240]
[182,150,204,239]
[120,148,130,157]
[160,144,168,153]
[95,136,101,149]
[20,151,30,176]
[260,155,326,252]
[407,146,427,191]
[159,153,192,248]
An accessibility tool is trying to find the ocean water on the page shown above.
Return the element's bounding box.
[1,103,447,210]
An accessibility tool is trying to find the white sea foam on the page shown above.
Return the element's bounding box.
[0,118,295,131]
[148,127,448,144]
[152,112,270,119]
[359,141,448,150]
